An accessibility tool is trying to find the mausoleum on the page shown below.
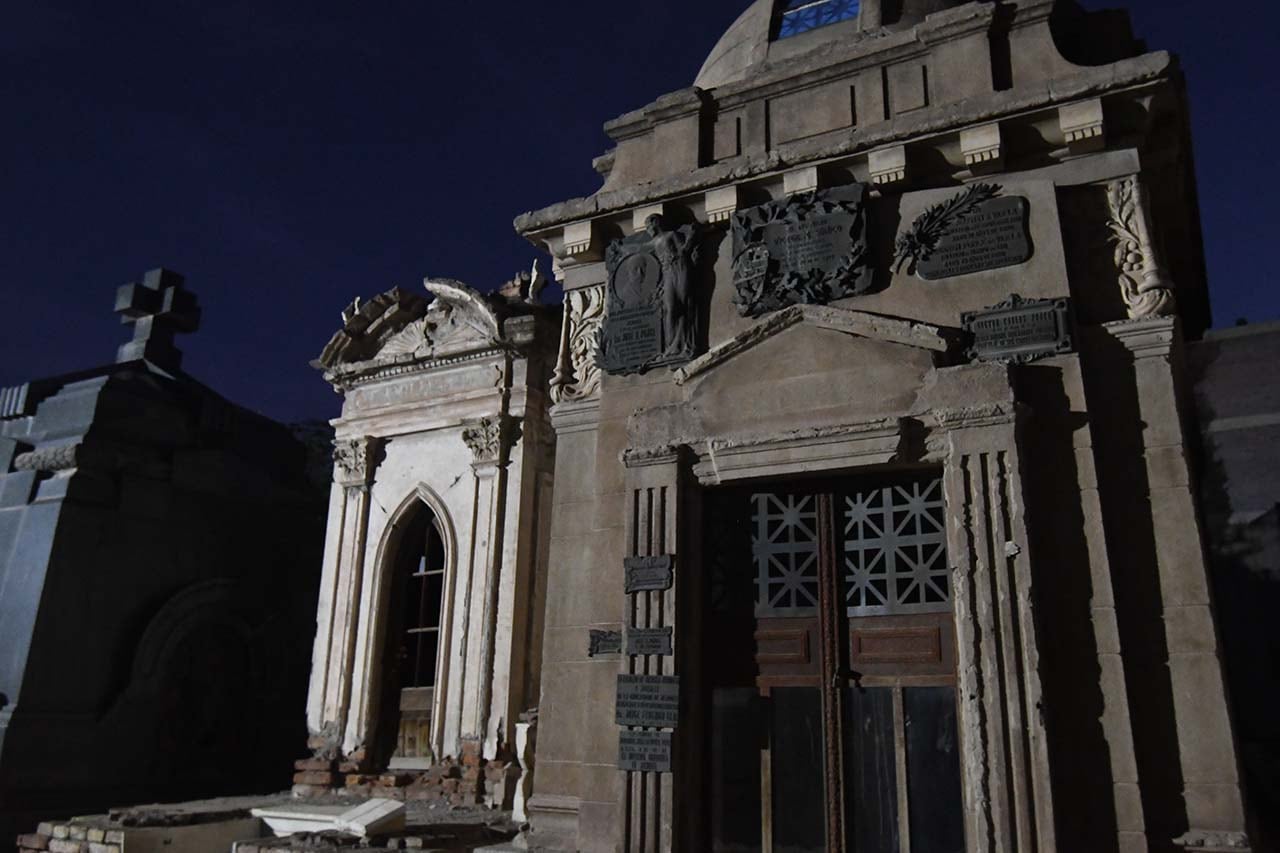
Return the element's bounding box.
[301,274,558,813]
[510,0,1255,851]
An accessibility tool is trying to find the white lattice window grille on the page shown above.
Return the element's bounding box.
[844,477,950,616]
[751,492,821,617]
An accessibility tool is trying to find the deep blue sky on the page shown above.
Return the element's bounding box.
[1,0,1275,423]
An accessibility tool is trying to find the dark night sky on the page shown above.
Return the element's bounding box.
[1,0,1276,424]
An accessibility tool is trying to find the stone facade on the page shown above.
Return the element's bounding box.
[0,269,325,841]
[513,1,1253,851]
[302,276,558,810]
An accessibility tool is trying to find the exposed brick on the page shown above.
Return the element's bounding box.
[378,773,414,788]
[16,835,49,850]
[292,770,337,786]
[291,783,329,798]
[336,760,363,774]
[294,757,336,772]
[305,734,332,751]
[441,778,460,794]
[48,840,86,853]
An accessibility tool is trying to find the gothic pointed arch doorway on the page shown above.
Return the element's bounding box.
[374,492,453,771]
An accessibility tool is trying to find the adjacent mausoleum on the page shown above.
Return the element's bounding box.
[0,270,325,841]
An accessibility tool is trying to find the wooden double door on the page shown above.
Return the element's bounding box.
[704,472,965,853]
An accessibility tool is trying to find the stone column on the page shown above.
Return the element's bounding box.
[1101,318,1251,852]
[528,274,608,851]
[939,403,1057,853]
[460,415,520,757]
[305,436,381,759]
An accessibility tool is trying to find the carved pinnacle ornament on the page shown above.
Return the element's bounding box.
[550,284,604,404]
[1106,176,1177,320]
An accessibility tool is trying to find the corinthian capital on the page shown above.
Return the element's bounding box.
[332,436,383,487]
[462,415,523,467]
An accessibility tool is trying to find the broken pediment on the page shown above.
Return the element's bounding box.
[313,279,506,381]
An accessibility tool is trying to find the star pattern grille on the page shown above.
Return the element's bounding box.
[751,492,821,616]
[844,477,950,616]
[778,0,861,39]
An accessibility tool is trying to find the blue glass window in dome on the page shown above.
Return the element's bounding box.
[777,0,861,39]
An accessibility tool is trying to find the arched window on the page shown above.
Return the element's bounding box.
[400,514,447,691]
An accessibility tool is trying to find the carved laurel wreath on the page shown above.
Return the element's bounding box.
[893,182,1002,275]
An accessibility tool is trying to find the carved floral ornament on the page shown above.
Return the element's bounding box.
[462,415,523,465]
[1106,175,1177,320]
[332,437,382,486]
[550,284,604,404]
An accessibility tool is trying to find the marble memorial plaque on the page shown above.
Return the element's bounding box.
[918,196,1030,279]
[962,295,1073,364]
[625,555,674,593]
[731,184,873,317]
[619,730,673,773]
[588,630,623,658]
[627,627,674,657]
[598,215,701,375]
[616,674,680,728]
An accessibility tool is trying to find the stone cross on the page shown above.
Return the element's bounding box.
[114,268,201,373]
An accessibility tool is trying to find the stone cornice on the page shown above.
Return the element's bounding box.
[324,346,512,392]
[514,52,1174,238]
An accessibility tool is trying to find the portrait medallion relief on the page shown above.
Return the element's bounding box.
[597,214,702,375]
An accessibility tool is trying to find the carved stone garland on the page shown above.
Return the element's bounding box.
[1106,176,1177,320]
[549,284,604,404]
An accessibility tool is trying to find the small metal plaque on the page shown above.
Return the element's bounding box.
[589,630,623,657]
[917,196,1032,280]
[627,627,674,657]
[619,730,673,773]
[624,555,674,593]
[616,674,680,728]
[961,295,1073,364]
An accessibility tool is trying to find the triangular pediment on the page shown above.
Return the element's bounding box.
[674,304,960,386]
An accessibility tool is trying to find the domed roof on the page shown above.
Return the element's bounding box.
[694,0,775,91]
[694,0,966,91]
